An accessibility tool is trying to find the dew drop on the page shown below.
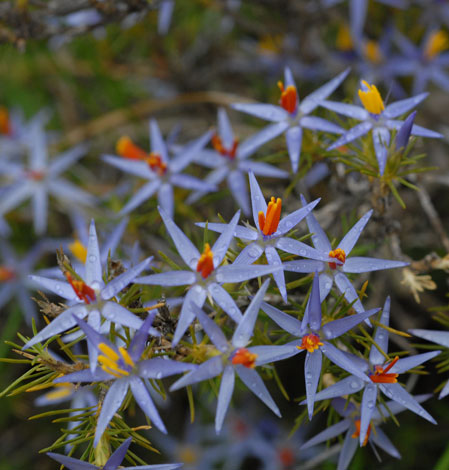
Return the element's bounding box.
[89,254,97,263]
[305,372,312,380]
[350,381,360,389]
[367,400,375,409]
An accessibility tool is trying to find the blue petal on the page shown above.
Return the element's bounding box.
[138,358,197,379]
[208,283,243,323]
[120,180,160,215]
[102,302,143,330]
[46,453,97,470]
[233,242,264,265]
[150,119,169,162]
[308,272,322,331]
[260,301,301,335]
[218,108,235,149]
[334,272,365,314]
[158,183,174,220]
[372,127,390,176]
[215,264,279,283]
[409,329,449,348]
[215,365,235,433]
[283,259,325,273]
[94,379,129,447]
[170,173,216,192]
[410,123,443,139]
[275,237,327,260]
[102,155,154,179]
[136,271,196,286]
[380,383,436,424]
[337,426,359,470]
[369,297,391,366]
[235,365,281,417]
[169,356,224,391]
[383,93,428,119]
[360,383,377,446]
[305,349,323,420]
[101,257,153,300]
[239,159,289,178]
[285,125,302,174]
[129,313,158,362]
[275,198,320,236]
[318,272,333,302]
[300,116,344,134]
[320,101,369,120]
[28,274,78,301]
[100,217,128,265]
[23,304,88,349]
[390,350,441,375]
[265,246,287,302]
[249,171,267,230]
[327,121,373,151]
[190,301,229,351]
[338,210,373,255]
[238,122,289,159]
[251,340,301,365]
[232,279,270,348]
[299,68,350,114]
[321,342,369,381]
[370,427,401,459]
[195,222,257,241]
[85,220,102,285]
[395,111,416,150]
[129,377,167,433]
[284,66,297,89]
[231,103,289,122]
[227,170,250,216]
[212,210,241,267]
[158,206,200,271]
[300,419,351,450]
[300,194,331,251]
[343,257,408,273]
[104,437,132,470]
[323,308,380,340]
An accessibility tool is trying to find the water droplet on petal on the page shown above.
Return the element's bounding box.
[89,254,97,263]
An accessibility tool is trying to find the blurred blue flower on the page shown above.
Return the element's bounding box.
[188,108,288,215]
[103,119,215,218]
[231,67,349,173]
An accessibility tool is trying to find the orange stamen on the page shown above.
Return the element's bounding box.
[196,243,214,279]
[277,81,297,114]
[258,197,282,236]
[65,272,96,304]
[0,266,15,281]
[231,348,258,368]
[145,152,167,176]
[0,107,12,135]
[212,134,238,159]
[278,448,295,467]
[328,248,346,270]
[369,356,399,384]
[116,136,148,160]
[351,419,371,446]
[297,333,323,354]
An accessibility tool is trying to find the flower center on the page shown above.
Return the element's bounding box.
[212,134,238,160]
[297,333,323,353]
[25,170,45,181]
[68,239,87,264]
[424,30,449,60]
[369,356,399,383]
[98,343,135,378]
[231,348,258,368]
[358,80,384,115]
[145,152,167,176]
[351,419,371,446]
[277,81,297,114]
[116,136,148,160]
[328,248,346,270]
[336,25,353,51]
[258,197,282,236]
[65,272,96,304]
[278,448,295,467]
[0,107,12,136]
[196,243,214,279]
[363,40,383,64]
[0,266,16,282]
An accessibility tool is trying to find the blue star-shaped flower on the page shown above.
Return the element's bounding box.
[231,67,349,173]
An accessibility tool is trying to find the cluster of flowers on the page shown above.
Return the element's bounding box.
[1,20,448,468]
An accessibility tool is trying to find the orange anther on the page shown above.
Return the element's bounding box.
[116,136,148,160]
[258,197,282,236]
[328,248,346,270]
[196,243,214,279]
[231,348,258,368]
[65,272,96,304]
[145,152,167,176]
[351,419,371,446]
[369,356,399,384]
[278,81,297,114]
[297,333,323,354]
[212,134,238,159]
[0,107,12,136]
[0,266,15,282]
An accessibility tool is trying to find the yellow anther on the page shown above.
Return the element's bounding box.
[297,333,323,353]
[98,343,120,362]
[358,80,384,115]
[364,40,382,64]
[69,239,87,264]
[424,30,449,59]
[119,347,135,368]
[45,385,73,401]
[336,25,353,51]
[98,356,130,377]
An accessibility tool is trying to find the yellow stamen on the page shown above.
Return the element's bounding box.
[69,239,87,263]
[98,343,120,362]
[336,25,353,51]
[98,356,130,377]
[258,197,282,236]
[363,40,382,64]
[119,347,135,368]
[197,243,214,279]
[328,248,346,270]
[351,419,371,446]
[45,386,73,401]
[424,30,449,59]
[358,80,384,115]
[101,366,126,379]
